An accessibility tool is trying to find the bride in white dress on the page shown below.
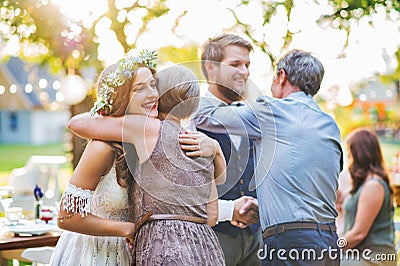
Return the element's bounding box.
[50,140,138,265]
[50,50,159,265]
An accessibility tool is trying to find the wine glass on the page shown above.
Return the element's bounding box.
[0,186,15,224]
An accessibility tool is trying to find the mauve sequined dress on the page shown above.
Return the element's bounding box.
[132,119,225,266]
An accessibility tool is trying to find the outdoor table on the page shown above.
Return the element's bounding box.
[0,231,61,250]
[0,223,62,265]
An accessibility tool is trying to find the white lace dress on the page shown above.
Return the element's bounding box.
[50,167,134,266]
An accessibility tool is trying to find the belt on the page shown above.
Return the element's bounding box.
[262,222,336,239]
[136,211,153,232]
[149,214,207,224]
[128,213,207,252]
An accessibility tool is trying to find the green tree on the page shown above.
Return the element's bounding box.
[228,0,400,64]
[158,45,203,78]
[0,0,171,168]
[0,0,170,73]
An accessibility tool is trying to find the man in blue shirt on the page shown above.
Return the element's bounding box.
[196,34,263,266]
[195,49,343,265]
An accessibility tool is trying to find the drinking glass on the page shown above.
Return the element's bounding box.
[0,186,15,224]
[6,207,22,225]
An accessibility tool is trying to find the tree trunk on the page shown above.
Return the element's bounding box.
[69,96,93,169]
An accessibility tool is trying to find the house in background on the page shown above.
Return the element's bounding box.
[352,79,400,139]
[354,80,399,118]
[0,57,69,145]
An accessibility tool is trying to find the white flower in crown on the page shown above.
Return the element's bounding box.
[106,69,125,87]
[135,49,158,68]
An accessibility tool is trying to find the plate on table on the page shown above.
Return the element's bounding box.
[7,223,55,236]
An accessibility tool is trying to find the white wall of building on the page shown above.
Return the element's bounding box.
[30,110,69,145]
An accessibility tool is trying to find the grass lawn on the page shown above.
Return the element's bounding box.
[0,143,73,188]
[0,143,68,171]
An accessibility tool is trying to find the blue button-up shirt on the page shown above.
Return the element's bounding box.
[195,91,343,230]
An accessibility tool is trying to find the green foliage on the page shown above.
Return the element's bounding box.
[228,0,295,64]
[380,139,400,169]
[332,105,371,137]
[229,0,400,64]
[0,0,170,74]
[158,46,199,63]
[107,0,169,52]
[157,46,203,79]
[319,0,400,22]
[2,0,399,77]
[1,0,95,71]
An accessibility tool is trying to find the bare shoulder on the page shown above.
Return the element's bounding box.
[362,176,385,195]
[365,175,385,186]
[69,140,115,189]
[81,140,114,166]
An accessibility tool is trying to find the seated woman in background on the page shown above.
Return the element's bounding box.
[341,128,396,266]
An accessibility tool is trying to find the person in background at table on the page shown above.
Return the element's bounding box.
[195,33,263,266]
[341,128,396,266]
[68,63,227,265]
[195,49,343,265]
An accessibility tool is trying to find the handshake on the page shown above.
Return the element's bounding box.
[231,196,259,229]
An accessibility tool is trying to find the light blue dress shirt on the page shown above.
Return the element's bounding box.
[195,91,343,230]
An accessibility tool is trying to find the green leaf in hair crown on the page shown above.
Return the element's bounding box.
[90,97,113,116]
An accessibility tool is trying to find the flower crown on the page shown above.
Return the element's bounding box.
[90,49,158,116]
